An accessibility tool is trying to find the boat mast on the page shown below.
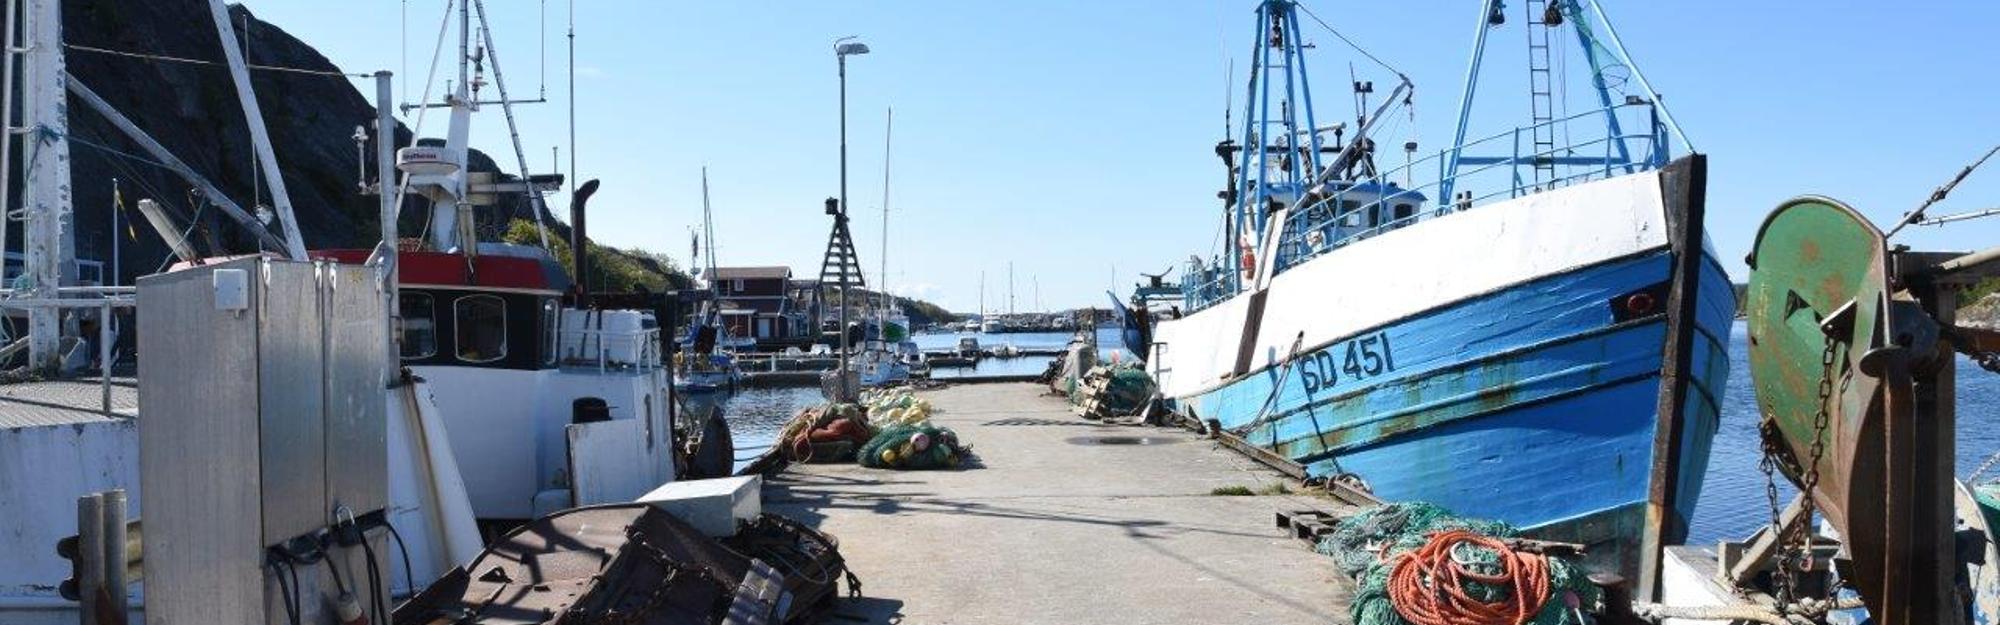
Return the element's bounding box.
[206,0,307,260]
[700,168,719,325]
[1227,0,1323,294]
[403,0,558,255]
[878,108,891,329]
[1439,0,1683,204]
[18,0,74,372]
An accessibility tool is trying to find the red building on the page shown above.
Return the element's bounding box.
[712,266,809,343]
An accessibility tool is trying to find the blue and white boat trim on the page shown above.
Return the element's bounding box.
[1150,157,1731,580]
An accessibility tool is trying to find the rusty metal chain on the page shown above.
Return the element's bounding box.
[1756,336,1839,611]
[1756,433,1796,607]
[1795,338,1837,574]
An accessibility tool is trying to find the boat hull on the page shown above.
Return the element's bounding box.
[1150,157,1731,581]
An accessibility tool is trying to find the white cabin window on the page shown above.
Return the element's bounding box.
[400,293,437,359]
[455,295,508,363]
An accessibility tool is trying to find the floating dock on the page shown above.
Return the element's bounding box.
[762,382,1348,624]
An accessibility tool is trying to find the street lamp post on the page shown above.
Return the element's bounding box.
[834,36,868,401]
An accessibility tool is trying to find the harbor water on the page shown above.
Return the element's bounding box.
[716,323,2000,545]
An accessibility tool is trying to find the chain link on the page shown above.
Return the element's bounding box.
[1796,338,1837,573]
[1756,335,1839,611]
[1756,433,1795,606]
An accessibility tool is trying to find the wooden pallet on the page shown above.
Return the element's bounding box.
[1274,508,1346,548]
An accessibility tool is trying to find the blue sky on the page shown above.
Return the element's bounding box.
[252,1,1999,313]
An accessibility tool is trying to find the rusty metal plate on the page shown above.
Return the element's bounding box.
[1744,195,1934,616]
[1746,196,1888,532]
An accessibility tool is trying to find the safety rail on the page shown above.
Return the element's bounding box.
[558,326,663,373]
[1181,259,1236,312]
[0,286,136,414]
[1182,101,1667,313]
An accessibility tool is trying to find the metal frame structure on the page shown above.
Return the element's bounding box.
[1227,0,1322,296]
[1440,0,1688,203]
[1182,0,1690,314]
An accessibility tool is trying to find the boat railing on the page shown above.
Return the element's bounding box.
[1179,100,1671,312]
[0,285,136,414]
[1274,100,1668,272]
[1181,258,1235,313]
[558,326,662,373]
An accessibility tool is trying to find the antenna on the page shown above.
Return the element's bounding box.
[566,0,576,203]
[1223,59,1234,139]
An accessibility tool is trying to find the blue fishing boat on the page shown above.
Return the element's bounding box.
[1139,0,1732,589]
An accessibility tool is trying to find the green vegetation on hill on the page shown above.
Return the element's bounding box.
[1966,277,2000,303]
[823,288,961,327]
[502,220,694,292]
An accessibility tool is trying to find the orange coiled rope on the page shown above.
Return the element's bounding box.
[1386,530,1553,625]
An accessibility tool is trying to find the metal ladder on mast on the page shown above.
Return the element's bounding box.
[1525,0,1559,188]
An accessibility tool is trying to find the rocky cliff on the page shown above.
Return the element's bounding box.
[59,0,544,282]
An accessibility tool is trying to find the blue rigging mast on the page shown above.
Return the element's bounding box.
[1225,0,1323,295]
[1440,0,1691,205]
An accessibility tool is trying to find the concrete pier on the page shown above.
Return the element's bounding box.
[764,382,1350,624]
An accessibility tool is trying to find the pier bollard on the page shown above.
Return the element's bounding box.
[1588,572,1643,625]
[76,494,104,625]
[102,489,128,623]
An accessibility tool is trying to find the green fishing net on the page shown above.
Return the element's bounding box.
[1318,502,1601,625]
[857,423,968,470]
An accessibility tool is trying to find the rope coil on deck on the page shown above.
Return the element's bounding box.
[1323,502,1598,625]
[1387,530,1552,625]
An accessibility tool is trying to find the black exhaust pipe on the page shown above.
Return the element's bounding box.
[569,179,601,294]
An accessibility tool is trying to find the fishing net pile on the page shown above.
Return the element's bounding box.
[856,388,968,469]
[857,423,967,469]
[775,389,970,469]
[778,402,870,463]
[1069,364,1156,419]
[1319,502,1600,625]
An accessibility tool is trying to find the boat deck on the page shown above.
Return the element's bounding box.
[764,382,1350,624]
[0,377,137,428]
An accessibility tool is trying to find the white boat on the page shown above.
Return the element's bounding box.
[1138,0,1730,584]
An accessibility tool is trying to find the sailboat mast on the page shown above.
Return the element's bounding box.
[700,167,720,326]
[701,168,718,283]
[879,107,892,326]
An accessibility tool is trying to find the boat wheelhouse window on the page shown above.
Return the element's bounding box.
[541,298,560,366]
[1339,200,1362,226]
[455,295,508,363]
[1394,203,1415,222]
[400,293,438,359]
